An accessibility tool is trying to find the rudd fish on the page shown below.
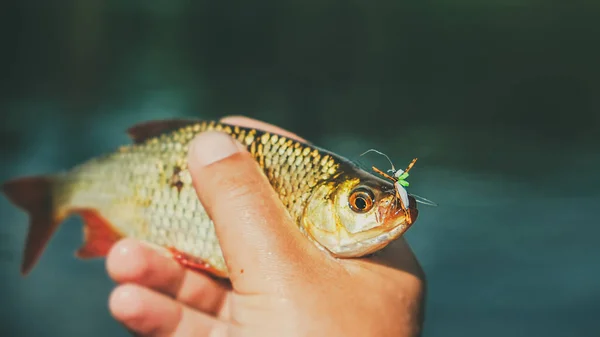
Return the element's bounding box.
[2,119,418,278]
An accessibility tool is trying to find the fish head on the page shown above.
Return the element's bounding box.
[302,165,418,257]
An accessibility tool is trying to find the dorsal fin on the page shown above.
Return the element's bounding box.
[126,119,201,144]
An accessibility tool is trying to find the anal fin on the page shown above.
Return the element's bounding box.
[74,209,123,259]
[166,247,226,277]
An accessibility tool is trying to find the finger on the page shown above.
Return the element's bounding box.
[187,131,319,294]
[109,284,229,337]
[220,115,309,143]
[106,238,229,315]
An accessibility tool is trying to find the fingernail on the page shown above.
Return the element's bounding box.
[189,131,242,167]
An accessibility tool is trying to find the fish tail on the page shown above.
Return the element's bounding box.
[3,175,126,275]
[2,176,65,275]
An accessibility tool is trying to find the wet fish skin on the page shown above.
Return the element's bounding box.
[2,119,418,277]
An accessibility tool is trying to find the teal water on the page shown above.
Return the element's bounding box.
[1,2,599,336]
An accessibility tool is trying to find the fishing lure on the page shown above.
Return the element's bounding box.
[360,149,437,212]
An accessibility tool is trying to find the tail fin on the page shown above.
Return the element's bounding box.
[2,176,64,275]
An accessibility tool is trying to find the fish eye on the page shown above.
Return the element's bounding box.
[348,188,375,213]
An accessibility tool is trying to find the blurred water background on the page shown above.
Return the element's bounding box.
[1,1,599,336]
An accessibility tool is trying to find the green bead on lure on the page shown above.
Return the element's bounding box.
[394,166,411,187]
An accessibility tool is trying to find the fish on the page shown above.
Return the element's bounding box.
[1,119,418,278]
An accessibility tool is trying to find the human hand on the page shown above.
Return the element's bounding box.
[106,116,425,337]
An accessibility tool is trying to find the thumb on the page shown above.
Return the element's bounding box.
[187,131,316,294]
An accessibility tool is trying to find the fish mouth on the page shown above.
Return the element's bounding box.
[377,194,418,228]
[307,210,416,258]
[331,222,410,257]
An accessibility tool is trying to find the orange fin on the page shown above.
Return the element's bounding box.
[74,209,123,259]
[166,247,226,277]
[127,119,200,144]
[2,176,62,275]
